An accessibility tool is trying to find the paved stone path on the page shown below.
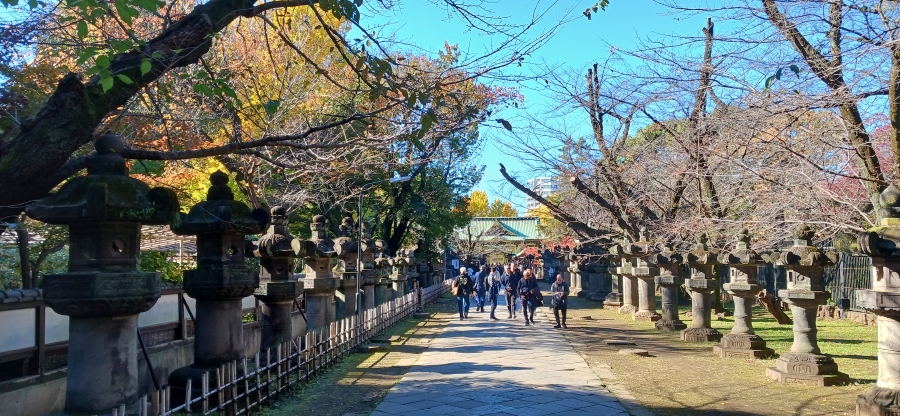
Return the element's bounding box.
[371,296,632,416]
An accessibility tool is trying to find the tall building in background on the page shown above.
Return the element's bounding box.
[525,176,559,212]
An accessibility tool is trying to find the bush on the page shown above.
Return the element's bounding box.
[139,251,185,284]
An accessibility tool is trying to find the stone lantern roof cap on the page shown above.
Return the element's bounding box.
[254,206,305,258]
[306,214,337,258]
[171,171,269,235]
[855,186,900,257]
[686,233,720,265]
[647,241,682,265]
[718,229,760,265]
[26,134,178,225]
[777,224,836,267]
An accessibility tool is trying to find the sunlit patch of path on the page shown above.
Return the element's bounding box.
[370,295,634,416]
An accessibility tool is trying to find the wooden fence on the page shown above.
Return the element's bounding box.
[114,279,452,416]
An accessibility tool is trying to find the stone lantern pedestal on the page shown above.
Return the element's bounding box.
[589,258,611,302]
[603,259,624,308]
[27,135,178,413]
[568,253,583,297]
[853,186,900,414]
[765,224,848,386]
[632,252,661,322]
[373,253,391,306]
[682,235,723,343]
[613,247,639,315]
[167,172,269,400]
[648,244,687,331]
[300,215,338,332]
[714,230,773,359]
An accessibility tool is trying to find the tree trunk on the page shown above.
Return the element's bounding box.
[757,289,792,325]
[14,215,32,289]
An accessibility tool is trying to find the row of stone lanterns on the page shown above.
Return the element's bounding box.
[586,226,847,386]
[563,202,900,415]
[23,135,439,415]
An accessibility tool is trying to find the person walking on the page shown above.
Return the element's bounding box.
[474,265,489,312]
[500,265,520,319]
[453,267,475,320]
[487,267,502,320]
[517,269,540,326]
[551,273,569,329]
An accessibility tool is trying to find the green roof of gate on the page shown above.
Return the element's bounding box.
[455,217,542,242]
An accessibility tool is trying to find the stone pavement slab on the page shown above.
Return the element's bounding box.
[371,297,636,415]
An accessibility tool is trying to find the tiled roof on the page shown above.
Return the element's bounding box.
[455,217,542,242]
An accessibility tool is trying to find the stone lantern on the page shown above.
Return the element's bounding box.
[603,251,624,308]
[856,185,900,414]
[765,224,848,386]
[576,243,609,302]
[682,234,724,342]
[611,241,640,316]
[26,134,179,413]
[629,231,662,322]
[567,251,584,297]
[647,242,687,331]
[373,250,391,305]
[389,249,414,299]
[251,206,309,351]
[405,249,419,294]
[359,222,380,310]
[714,229,774,359]
[168,171,269,396]
[333,217,359,321]
[300,214,338,331]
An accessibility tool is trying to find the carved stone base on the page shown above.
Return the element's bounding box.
[765,367,849,386]
[589,291,609,302]
[618,304,638,315]
[604,292,623,307]
[680,327,723,342]
[632,310,661,322]
[775,352,840,375]
[857,387,900,416]
[655,318,687,331]
[713,333,773,359]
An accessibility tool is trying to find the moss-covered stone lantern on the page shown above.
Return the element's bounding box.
[26,134,179,413]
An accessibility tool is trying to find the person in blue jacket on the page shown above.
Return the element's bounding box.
[517,269,540,326]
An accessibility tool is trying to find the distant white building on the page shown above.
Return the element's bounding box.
[525,176,559,212]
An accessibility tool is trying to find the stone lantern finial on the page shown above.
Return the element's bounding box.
[878,184,900,220]
[339,216,355,237]
[794,223,815,244]
[694,233,709,251]
[207,170,233,201]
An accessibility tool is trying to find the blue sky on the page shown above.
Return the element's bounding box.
[362,1,714,212]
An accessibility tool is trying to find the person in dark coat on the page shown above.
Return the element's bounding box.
[500,265,520,319]
[550,273,569,328]
[474,265,489,312]
[453,267,475,320]
[487,268,502,320]
[517,269,540,325]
